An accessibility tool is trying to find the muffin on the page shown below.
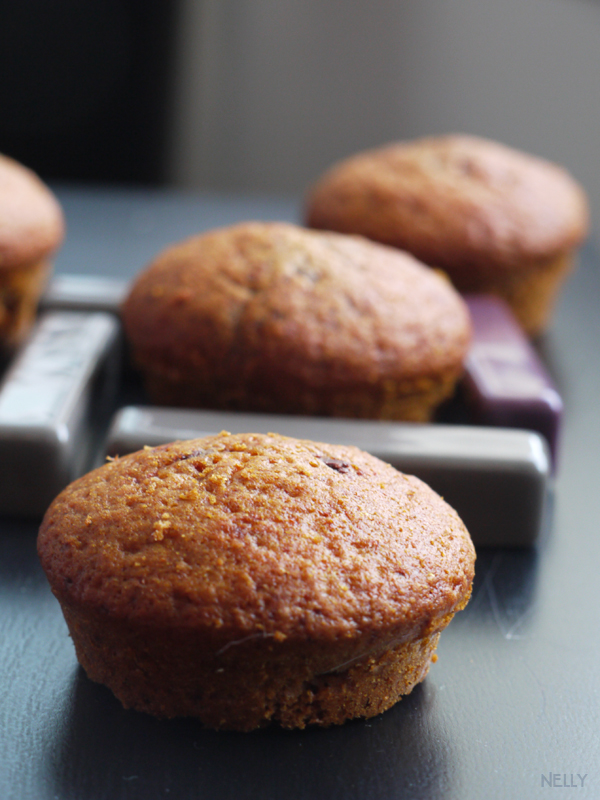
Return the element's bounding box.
[37,431,475,730]
[306,135,589,335]
[121,221,471,422]
[0,153,65,350]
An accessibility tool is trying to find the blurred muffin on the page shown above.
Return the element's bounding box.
[38,431,475,730]
[306,135,589,335]
[0,154,65,350]
[121,221,471,422]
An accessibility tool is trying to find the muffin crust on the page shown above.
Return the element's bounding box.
[38,432,475,730]
[0,153,64,272]
[0,153,65,348]
[121,221,471,421]
[306,135,589,334]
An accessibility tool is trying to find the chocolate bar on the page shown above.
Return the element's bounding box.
[0,311,121,518]
[462,294,563,463]
[40,273,128,314]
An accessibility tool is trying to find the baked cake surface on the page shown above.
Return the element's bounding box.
[306,135,589,334]
[0,153,64,272]
[121,221,471,420]
[0,153,65,348]
[38,432,475,730]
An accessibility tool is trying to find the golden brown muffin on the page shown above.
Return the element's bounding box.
[306,135,589,335]
[38,432,475,730]
[121,221,471,422]
[0,153,65,350]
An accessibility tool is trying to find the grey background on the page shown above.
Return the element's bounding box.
[167,0,600,233]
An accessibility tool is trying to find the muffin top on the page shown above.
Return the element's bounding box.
[38,432,475,647]
[306,135,589,271]
[0,153,65,271]
[121,221,471,391]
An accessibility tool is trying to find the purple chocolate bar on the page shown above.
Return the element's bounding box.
[462,294,563,463]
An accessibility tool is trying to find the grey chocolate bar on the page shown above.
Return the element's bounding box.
[0,311,121,519]
[40,274,129,314]
[105,406,551,548]
[462,294,563,463]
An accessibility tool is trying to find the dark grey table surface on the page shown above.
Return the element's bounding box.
[1,185,599,800]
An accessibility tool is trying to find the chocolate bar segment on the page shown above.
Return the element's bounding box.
[0,311,120,518]
[40,274,129,314]
[462,294,563,463]
[104,406,551,548]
